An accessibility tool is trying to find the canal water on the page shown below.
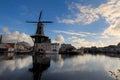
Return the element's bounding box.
[0,54,120,80]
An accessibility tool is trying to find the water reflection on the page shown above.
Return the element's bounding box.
[29,55,50,80]
[42,54,120,80]
[0,55,32,80]
[0,54,120,80]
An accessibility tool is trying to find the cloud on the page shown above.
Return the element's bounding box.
[58,3,99,25]
[53,30,120,47]
[53,30,105,47]
[57,17,75,24]
[51,54,120,78]
[58,0,120,25]
[56,0,120,47]
[0,56,32,75]
[2,27,11,34]
[55,34,64,43]
[103,20,120,37]
[98,0,120,24]
[2,27,34,46]
[53,30,96,37]
[71,37,104,47]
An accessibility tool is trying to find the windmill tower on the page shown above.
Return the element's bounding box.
[27,11,52,53]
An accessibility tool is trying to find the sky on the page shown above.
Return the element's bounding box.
[0,0,120,48]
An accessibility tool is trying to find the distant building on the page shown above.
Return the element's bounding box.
[0,43,15,53]
[16,41,32,51]
[83,42,120,54]
[51,43,60,53]
[0,42,32,53]
[59,44,76,53]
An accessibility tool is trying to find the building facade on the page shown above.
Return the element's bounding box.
[59,44,76,53]
[51,43,60,53]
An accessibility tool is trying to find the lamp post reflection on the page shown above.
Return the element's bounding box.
[29,54,51,80]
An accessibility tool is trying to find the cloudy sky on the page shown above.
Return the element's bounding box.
[0,0,120,48]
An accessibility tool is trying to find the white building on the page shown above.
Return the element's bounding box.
[51,43,60,54]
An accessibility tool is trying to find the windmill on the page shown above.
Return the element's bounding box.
[27,11,52,52]
[27,10,53,36]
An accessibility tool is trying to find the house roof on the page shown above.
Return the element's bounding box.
[0,44,6,48]
[0,43,15,49]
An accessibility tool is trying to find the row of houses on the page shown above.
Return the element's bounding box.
[0,34,77,54]
[33,42,77,54]
[0,42,32,53]
[0,42,76,55]
[83,42,120,54]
